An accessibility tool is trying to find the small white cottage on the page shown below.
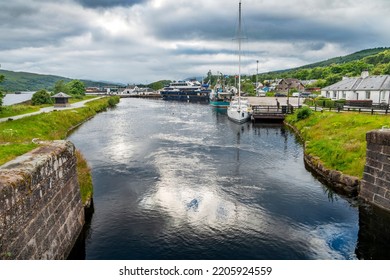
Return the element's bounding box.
[321,71,390,105]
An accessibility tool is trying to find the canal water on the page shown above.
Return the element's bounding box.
[67,98,390,260]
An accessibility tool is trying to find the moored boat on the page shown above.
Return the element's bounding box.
[160,80,210,103]
[227,1,251,123]
[227,96,251,123]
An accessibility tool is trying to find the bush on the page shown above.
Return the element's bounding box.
[31,89,53,105]
[296,106,313,121]
[108,96,120,107]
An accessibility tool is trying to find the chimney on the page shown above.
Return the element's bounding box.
[361,70,369,79]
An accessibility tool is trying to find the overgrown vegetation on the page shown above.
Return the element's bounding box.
[76,150,93,206]
[285,110,390,178]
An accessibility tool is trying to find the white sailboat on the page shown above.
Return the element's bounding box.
[227,0,251,124]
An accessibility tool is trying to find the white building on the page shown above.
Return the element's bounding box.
[321,71,390,105]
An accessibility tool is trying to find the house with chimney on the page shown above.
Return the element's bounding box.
[276,78,305,93]
[321,71,390,105]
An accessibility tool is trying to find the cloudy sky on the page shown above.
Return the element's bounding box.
[1,0,389,84]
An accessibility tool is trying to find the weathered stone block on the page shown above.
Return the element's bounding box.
[367,130,390,145]
[373,194,390,211]
[361,130,390,211]
[367,143,384,153]
[0,140,84,260]
[366,158,383,170]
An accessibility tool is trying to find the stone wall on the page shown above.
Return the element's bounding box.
[360,129,390,211]
[0,140,84,259]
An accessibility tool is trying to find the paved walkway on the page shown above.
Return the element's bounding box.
[0,97,102,123]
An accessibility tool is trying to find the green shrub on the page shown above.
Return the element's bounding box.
[296,106,313,120]
[31,89,53,105]
[108,96,120,107]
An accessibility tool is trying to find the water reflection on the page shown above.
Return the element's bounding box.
[66,98,390,260]
[356,203,390,259]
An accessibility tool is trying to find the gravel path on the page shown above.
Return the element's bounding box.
[0,97,102,123]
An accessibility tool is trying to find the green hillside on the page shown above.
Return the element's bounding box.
[293,47,390,70]
[0,69,121,92]
[258,47,390,88]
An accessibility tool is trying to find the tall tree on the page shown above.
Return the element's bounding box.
[67,80,85,96]
[53,80,68,94]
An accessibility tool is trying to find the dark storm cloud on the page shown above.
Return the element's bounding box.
[75,0,146,8]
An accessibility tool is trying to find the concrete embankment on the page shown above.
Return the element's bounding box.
[0,140,84,259]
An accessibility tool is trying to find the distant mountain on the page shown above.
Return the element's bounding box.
[258,47,390,88]
[266,47,390,75]
[0,69,123,92]
[286,47,390,72]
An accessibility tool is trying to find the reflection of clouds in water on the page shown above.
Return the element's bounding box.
[139,120,357,259]
[307,224,357,260]
[102,135,136,164]
[139,143,263,230]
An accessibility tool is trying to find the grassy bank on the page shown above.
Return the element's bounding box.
[285,109,390,178]
[0,96,98,119]
[0,104,39,118]
[76,150,93,206]
[0,96,120,205]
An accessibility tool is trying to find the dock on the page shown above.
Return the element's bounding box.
[251,105,293,122]
[119,93,161,99]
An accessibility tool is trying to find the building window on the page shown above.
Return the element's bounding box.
[342,92,346,99]
[326,91,330,98]
[381,91,386,101]
[366,91,371,99]
[333,91,337,99]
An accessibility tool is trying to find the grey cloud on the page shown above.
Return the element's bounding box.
[1,0,389,83]
[0,1,91,51]
[75,0,146,8]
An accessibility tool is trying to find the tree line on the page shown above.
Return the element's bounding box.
[31,80,86,105]
[0,78,86,108]
[257,49,390,88]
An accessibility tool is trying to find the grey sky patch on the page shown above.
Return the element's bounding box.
[75,0,145,8]
[0,0,389,83]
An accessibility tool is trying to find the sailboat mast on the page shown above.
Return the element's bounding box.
[238,1,242,99]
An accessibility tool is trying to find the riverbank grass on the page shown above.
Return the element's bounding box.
[0,96,120,204]
[76,150,93,206]
[0,105,39,118]
[286,109,390,178]
[0,96,98,118]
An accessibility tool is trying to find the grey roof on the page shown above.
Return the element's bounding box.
[52,92,71,98]
[323,75,390,91]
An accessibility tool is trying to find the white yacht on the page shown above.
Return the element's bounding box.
[227,1,251,123]
[227,96,251,123]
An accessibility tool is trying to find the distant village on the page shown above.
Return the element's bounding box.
[85,70,390,106]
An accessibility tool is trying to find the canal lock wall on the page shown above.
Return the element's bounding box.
[360,129,390,211]
[0,140,84,259]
